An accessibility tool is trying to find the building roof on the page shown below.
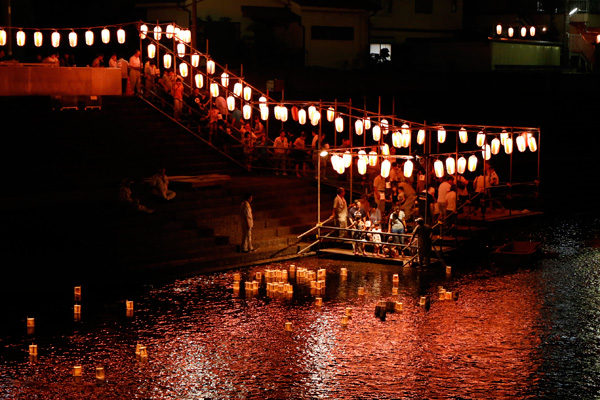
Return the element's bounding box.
[293,0,380,11]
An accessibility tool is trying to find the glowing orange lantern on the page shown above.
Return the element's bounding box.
[468,155,478,172]
[191,53,200,67]
[0,29,6,46]
[261,106,269,121]
[476,131,485,147]
[381,119,389,134]
[355,119,363,135]
[521,26,527,37]
[358,150,367,162]
[101,28,110,44]
[459,127,468,143]
[504,137,513,154]
[69,31,77,47]
[357,158,367,175]
[310,110,320,126]
[381,159,391,178]
[457,156,467,174]
[516,134,527,152]
[210,82,219,97]
[368,151,378,167]
[417,129,425,145]
[343,151,352,168]
[404,159,414,178]
[446,157,456,175]
[195,74,204,88]
[243,86,252,101]
[496,24,502,35]
[221,72,229,87]
[528,135,537,152]
[177,43,185,57]
[327,107,335,122]
[380,144,389,156]
[16,30,25,46]
[491,138,500,155]
[482,144,491,160]
[117,28,125,44]
[232,82,242,97]
[147,44,156,59]
[163,54,172,69]
[51,31,60,48]
[530,26,536,37]
[34,31,43,47]
[335,116,344,133]
[227,96,235,112]
[392,131,401,148]
[298,109,307,125]
[508,27,514,37]
[437,127,446,143]
[207,60,215,74]
[243,104,252,120]
[280,106,288,122]
[154,25,162,40]
[140,24,148,39]
[85,30,94,46]
[166,24,174,39]
[434,159,444,178]
[401,131,411,148]
[372,125,381,141]
[364,117,371,130]
[308,105,316,120]
[179,63,188,78]
[500,130,508,145]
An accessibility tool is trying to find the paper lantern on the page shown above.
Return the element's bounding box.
[180,29,191,43]
[381,119,389,134]
[404,159,414,178]
[68,31,77,47]
[274,105,281,120]
[195,74,204,88]
[177,43,185,57]
[437,127,446,143]
[343,151,352,168]
[207,60,215,74]
[358,150,367,163]
[261,106,269,121]
[117,28,125,44]
[504,137,513,154]
[508,27,514,37]
[147,44,156,59]
[457,156,467,174]
[191,53,200,67]
[166,24,174,39]
[154,25,162,40]
[491,138,500,155]
[34,31,43,47]
[364,117,371,130]
[369,151,378,167]
[380,144,389,156]
[331,155,344,173]
[357,158,367,175]
[179,63,188,78]
[85,30,94,46]
[210,82,219,97]
[327,107,335,122]
[0,29,6,46]
[243,86,252,101]
[530,26,536,37]
[459,127,468,144]
[496,24,502,35]
[310,110,320,126]
[16,30,25,46]
[163,54,172,69]
[392,131,401,148]
[446,157,456,175]
[516,134,527,152]
[500,130,509,145]
[468,155,478,172]
[298,109,307,125]
[355,119,363,135]
[227,96,235,111]
[381,159,391,178]
[482,144,491,160]
[434,159,444,178]
[476,131,485,147]
[308,105,316,120]
[101,28,110,44]
[372,125,381,141]
[280,105,288,122]
[401,131,411,148]
[528,136,537,152]
[335,116,344,133]
[243,104,252,120]
[417,129,425,145]
[401,123,410,136]
[140,24,148,39]
[221,72,229,87]
[51,31,60,48]
[174,27,181,40]
[521,26,527,37]
[233,82,242,97]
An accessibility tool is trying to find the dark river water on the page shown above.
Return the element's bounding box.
[1,213,599,399]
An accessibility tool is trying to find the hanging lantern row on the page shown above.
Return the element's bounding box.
[495,24,541,38]
[0,27,133,47]
[330,152,416,179]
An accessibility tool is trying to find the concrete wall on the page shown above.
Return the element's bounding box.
[0,65,121,96]
[491,41,561,70]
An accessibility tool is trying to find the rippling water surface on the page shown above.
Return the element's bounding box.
[1,214,600,399]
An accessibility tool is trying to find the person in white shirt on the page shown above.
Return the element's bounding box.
[437,175,454,222]
[128,49,142,95]
[273,130,289,175]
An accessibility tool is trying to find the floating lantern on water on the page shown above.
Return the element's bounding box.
[96,367,105,381]
[74,304,81,317]
[393,274,399,283]
[340,268,347,276]
[395,302,403,312]
[315,297,322,307]
[126,301,134,311]
[27,318,35,328]
[439,289,446,300]
[284,322,293,332]
[445,291,453,300]
[419,296,427,306]
[29,344,38,356]
[345,307,353,316]
[446,266,452,274]
[233,281,240,291]
[341,316,349,326]
[73,365,82,377]
[139,346,148,360]
[358,287,365,296]
[392,287,398,295]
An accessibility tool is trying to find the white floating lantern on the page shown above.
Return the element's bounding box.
[227,96,235,112]
[327,107,335,122]
[437,127,446,143]
[221,72,229,87]
[298,109,307,125]
[177,43,186,57]
[381,159,391,178]
[457,156,467,174]
[446,157,456,175]
[210,82,219,97]
[191,53,200,67]
[0,29,6,46]
[343,151,352,168]
[434,159,444,178]
[34,31,43,47]
[496,24,502,35]
[243,104,252,120]
[504,137,513,154]
[417,129,426,145]
[459,127,468,143]
[85,30,94,46]
[233,82,242,97]
[147,43,156,59]
[372,125,381,141]
[508,27,514,37]
[140,24,148,39]
[528,135,537,152]
[243,86,252,101]
[166,24,174,39]
[179,63,188,78]
[468,155,478,172]
[101,28,110,44]
[207,60,215,74]
[357,158,367,175]
[335,116,344,133]
[261,106,269,121]
[476,131,485,147]
[16,30,25,46]
[364,117,371,130]
[368,151,378,167]
[153,25,162,40]
[491,138,500,155]
[482,143,492,160]
[516,134,527,152]
[310,110,320,126]
[117,28,125,44]
[355,119,363,135]
[163,54,172,69]
[51,31,60,48]
[404,159,414,178]
[194,73,204,89]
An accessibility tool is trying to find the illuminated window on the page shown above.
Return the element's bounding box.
[370,44,392,63]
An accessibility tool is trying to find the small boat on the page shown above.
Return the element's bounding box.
[493,240,542,266]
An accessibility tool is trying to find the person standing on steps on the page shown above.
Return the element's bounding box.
[240,193,256,253]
